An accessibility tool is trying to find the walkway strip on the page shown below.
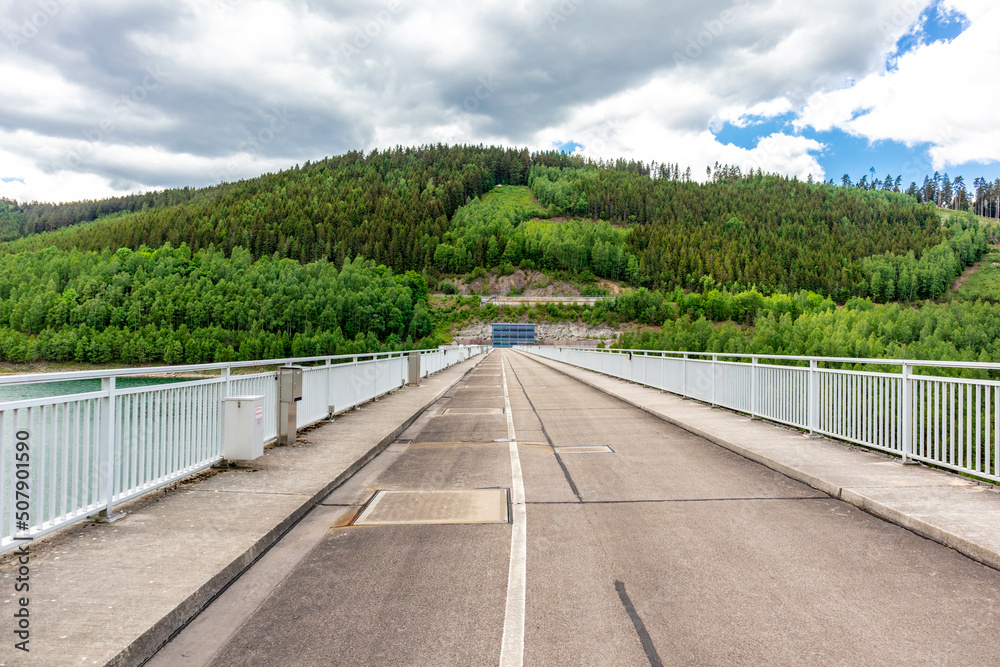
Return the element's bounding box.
[499,352,527,667]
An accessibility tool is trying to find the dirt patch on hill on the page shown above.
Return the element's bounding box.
[449,269,624,297]
[951,264,980,292]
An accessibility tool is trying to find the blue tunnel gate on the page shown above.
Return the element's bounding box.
[492,323,535,348]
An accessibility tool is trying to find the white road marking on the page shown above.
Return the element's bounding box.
[499,352,527,667]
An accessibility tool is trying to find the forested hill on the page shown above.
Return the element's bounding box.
[0,244,436,364]
[464,167,986,299]
[0,144,990,302]
[0,145,540,267]
[0,187,206,242]
[0,143,997,366]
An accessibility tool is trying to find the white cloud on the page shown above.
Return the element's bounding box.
[0,128,293,203]
[0,140,125,203]
[0,59,96,121]
[3,0,997,203]
[528,74,825,180]
[796,0,1000,170]
[714,98,794,130]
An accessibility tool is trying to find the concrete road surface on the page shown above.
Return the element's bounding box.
[150,350,1000,666]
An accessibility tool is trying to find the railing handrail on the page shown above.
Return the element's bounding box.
[0,346,463,387]
[545,346,1000,372]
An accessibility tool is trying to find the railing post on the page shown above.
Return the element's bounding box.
[901,362,916,464]
[750,357,759,419]
[353,355,359,406]
[325,358,333,416]
[807,359,819,437]
[682,353,689,397]
[93,376,124,522]
[711,354,718,405]
[219,365,232,459]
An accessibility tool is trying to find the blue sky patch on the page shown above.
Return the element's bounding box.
[811,129,932,185]
[887,0,970,70]
[554,140,583,154]
[805,130,1000,186]
[0,177,24,184]
[713,113,796,150]
[710,120,1000,185]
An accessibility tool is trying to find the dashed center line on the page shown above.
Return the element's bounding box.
[508,363,583,502]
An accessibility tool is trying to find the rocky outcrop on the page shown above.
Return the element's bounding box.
[448,269,623,297]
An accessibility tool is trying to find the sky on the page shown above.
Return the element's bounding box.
[0,0,998,204]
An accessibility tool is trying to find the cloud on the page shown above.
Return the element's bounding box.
[886,0,970,67]
[796,0,1000,171]
[1,0,995,202]
[525,72,825,179]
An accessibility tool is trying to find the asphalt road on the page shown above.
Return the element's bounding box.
[151,349,1000,666]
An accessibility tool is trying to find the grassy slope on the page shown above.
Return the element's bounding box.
[951,248,1000,301]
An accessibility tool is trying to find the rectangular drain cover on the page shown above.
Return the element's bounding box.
[441,408,504,415]
[553,445,614,454]
[353,489,510,525]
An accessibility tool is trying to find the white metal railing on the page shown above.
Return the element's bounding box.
[520,345,1000,485]
[0,345,487,552]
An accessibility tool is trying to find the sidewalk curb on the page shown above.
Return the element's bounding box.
[114,353,488,667]
[516,350,1000,573]
[838,488,1000,571]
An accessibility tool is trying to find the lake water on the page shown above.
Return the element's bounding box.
[0,376,196,403]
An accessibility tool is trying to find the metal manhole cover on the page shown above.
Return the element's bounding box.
[553,445,615,454]
[352,489,510,525]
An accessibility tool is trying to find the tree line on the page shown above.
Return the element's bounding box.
[838,170,1000,218]
[523,165,973,299]
[4,145,989,305]
[2,144,998,368]
[0,244,437,364]
[0,145,538,270]
[615,298,1000,378]
[0,187,205,241]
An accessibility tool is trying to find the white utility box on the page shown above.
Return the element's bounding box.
[222,395,266,460]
